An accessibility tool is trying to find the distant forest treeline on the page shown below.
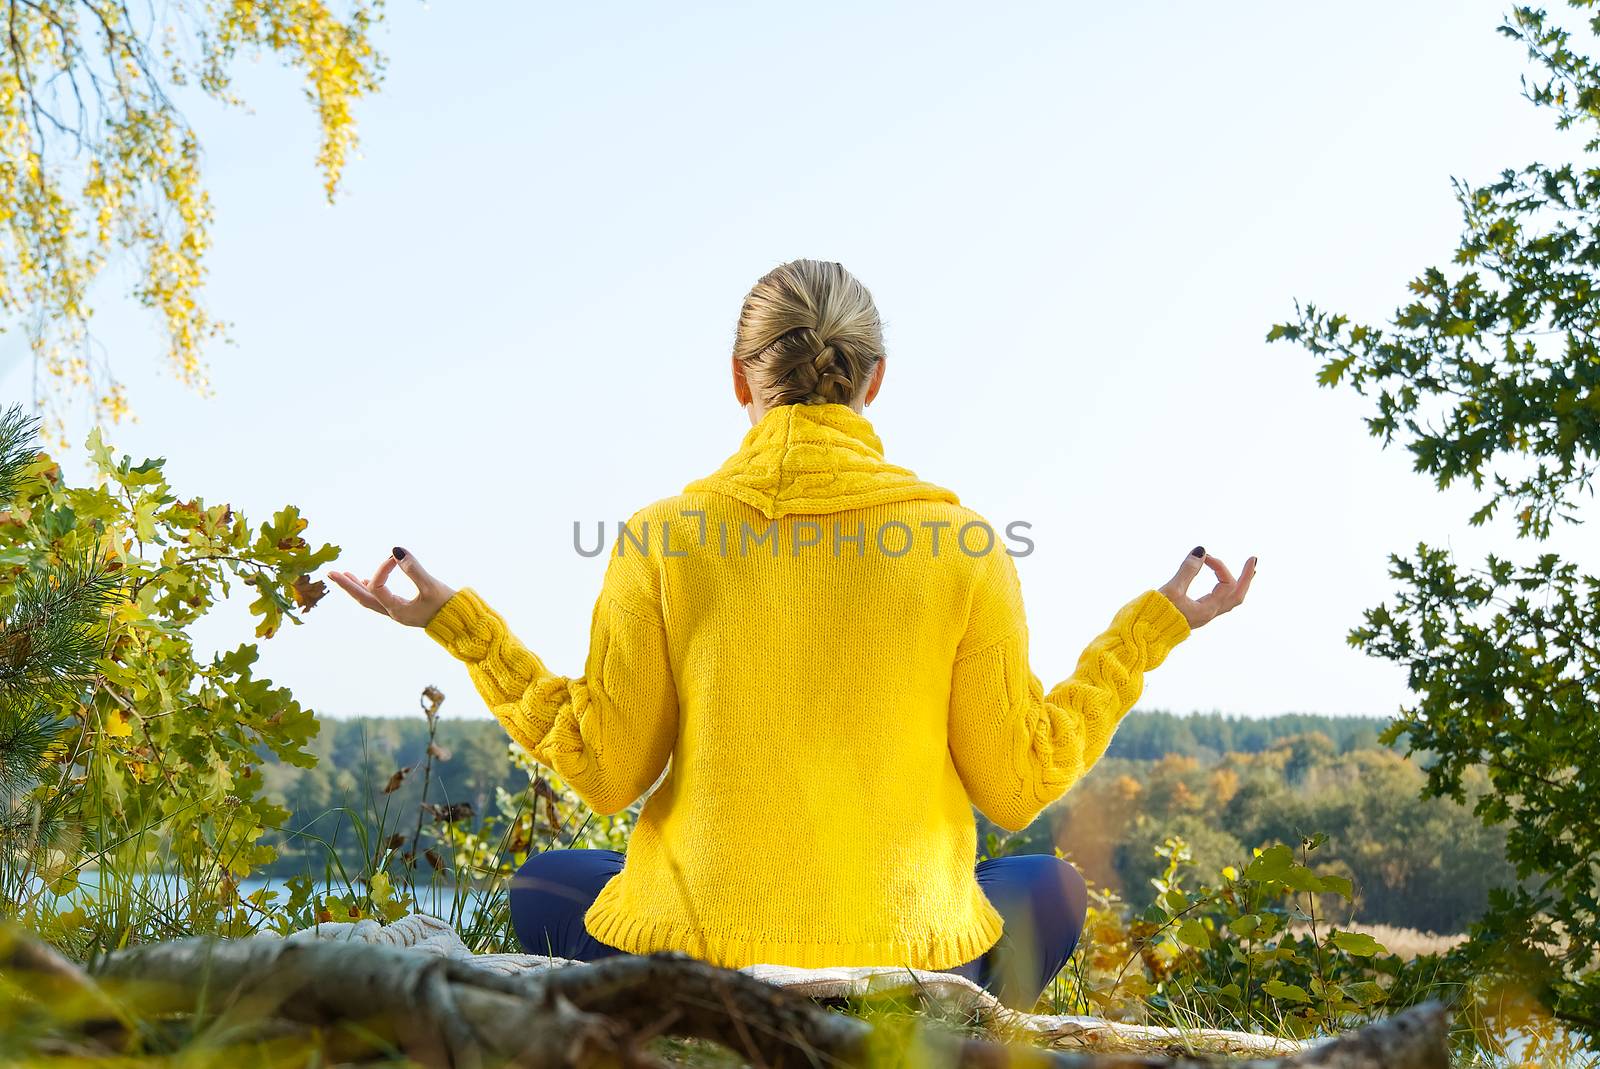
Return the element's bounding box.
[1102,710,1389,760]
[260,710,1507,934]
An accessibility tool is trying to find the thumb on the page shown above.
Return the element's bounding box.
[1167,545,1206,595]
[391,546,438,592]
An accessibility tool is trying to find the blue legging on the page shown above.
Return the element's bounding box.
[507,848,1087,1011]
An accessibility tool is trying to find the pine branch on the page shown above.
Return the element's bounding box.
[0,553,120,698]
[0,403,39,507]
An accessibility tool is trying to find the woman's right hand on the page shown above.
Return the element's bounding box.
[328,547,458,628]
[1158,545,1256,630]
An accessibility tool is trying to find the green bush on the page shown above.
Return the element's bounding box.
[0,422,335,953]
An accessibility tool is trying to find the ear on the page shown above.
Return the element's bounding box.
[863,357,887,405]
[732,355,753,406]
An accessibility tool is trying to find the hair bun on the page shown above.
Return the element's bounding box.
[732,259,885,408]
[808,335,851,399]
[812,339,840,374]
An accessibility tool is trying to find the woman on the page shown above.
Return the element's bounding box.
[330,259,1256,1011]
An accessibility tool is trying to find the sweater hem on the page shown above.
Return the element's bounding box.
[581,893,1006,971]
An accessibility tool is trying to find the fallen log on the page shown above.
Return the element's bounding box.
[0,920,130,1033]
[1,924,1453,1069]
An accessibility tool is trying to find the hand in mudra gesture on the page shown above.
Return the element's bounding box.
[1159,546,1256,630]
[329,547,457,628]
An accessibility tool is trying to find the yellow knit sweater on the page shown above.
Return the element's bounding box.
[424,402,1192,970]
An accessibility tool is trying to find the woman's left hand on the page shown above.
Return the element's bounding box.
[328,547,457,628]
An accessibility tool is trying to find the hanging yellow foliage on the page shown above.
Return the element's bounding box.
[0,0,386,440]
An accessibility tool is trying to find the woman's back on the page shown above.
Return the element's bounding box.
[597,402,1014,967]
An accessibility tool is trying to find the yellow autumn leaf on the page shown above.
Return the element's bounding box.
[369,871,393,907]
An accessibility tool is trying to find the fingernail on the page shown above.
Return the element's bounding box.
[392,546,407,561]
[1191,545,1205,558]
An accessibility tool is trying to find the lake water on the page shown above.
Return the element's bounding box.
[38,872,494,928]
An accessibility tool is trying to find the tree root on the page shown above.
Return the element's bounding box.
[0,923,1452,1069]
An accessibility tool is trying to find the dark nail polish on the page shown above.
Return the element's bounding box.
[1191,545,1205,558]
[392,546,407,561]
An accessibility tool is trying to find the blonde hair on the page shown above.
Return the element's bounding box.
[733,259,884,408]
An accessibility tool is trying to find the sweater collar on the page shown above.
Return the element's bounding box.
[684,403,959,519]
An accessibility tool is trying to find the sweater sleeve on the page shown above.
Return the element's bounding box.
[948,550,1191,833]
[423,551,679,816]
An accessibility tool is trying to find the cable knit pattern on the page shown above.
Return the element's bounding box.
[682,402,959,518]
[425,402,1191,971]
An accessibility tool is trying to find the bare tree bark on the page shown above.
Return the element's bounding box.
[0,926,1454,1069]
[1255,1002,1449,1069]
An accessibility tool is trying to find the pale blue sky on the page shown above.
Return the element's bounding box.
[3,1,1591,720]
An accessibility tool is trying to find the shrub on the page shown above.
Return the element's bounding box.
[0,421,335,954]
